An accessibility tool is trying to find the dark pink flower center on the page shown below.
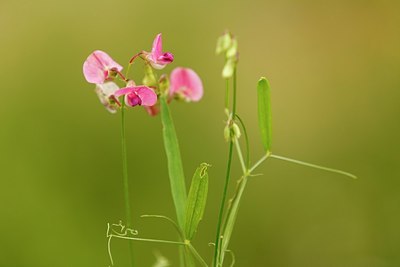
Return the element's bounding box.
[127,92,142,107]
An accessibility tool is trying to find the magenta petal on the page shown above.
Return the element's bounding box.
[151,33,163,59]
[83,50,123,84]
[115,87,135,97]
[115,86,157,107]
[135,86,157,106]
[170,67,203,102]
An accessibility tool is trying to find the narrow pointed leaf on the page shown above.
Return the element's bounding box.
[185,163,210,240]
[160,96,187,228]
[257,77,272,153]
[219,177,248,264]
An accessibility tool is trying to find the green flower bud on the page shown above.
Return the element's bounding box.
[226,39,238,59]
[216,32,233,55]
[158,74,170,96]
[222,58,235,79]
[232,122,241,141]
[224,125,231,142]
[142,63,157,87]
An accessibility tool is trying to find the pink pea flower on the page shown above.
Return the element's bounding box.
[95,82,121,113]
[115,83,157,107]
[170,67,203,102]
[143,33,174,69]
[83,50,123,84]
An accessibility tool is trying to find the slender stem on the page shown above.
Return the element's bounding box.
[249,153,270,173]
[110,234,186,246]
[213,67,237,267]
[213,142,233,267]
[235,114,250,169]
[115,70,127,81]
[188,243,209,267]
[270,154,357,179]
[234,139,247,174]
[125,52,143,79]
[225,79,229,109]
[120,100,135,267]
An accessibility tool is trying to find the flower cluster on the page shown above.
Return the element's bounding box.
[83,33,203,115]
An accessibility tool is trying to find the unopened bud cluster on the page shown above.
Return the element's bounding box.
[216,32,238,78]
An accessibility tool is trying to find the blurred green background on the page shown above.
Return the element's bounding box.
[1,0,399,266]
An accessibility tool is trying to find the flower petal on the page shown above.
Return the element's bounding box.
[95,82,120,113]
[115,87,135,97]
[97,81,120,97]
[151,33,163,59]
[83,50,123,84]
[135,86,158,106]
[115,86,157,107]
[170,67,203,102]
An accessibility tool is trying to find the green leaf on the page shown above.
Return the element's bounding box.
[184,163,210,240]
[160,96,187,228]
[219,177,248,265]
[257,77,272,153]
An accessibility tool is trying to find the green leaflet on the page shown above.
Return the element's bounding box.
[257,77,272,153]
[160,96,187,228]
[219,177,248,265]
[185,163,210,240]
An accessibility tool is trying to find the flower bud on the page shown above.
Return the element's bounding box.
[232,122,241,141]
[224,117,241,142]
[226,39,238,59]
[159,74,170,96]
[142,63,157,88]
[216,32,233,55]
[224,125,231,142]
[222,58,235,79]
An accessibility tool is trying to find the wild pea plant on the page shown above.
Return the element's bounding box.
[83,32,356,267]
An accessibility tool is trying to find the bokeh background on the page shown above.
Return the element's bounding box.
[1,0,399,266]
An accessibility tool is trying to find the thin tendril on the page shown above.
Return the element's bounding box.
[107,223,114,266]
[140,214,184,240]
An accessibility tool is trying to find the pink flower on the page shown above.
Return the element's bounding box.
[83,50,123,84]
[95,82,121,113]
[115,85,157,107]
[170,67,203,102]
[143,33,174,69]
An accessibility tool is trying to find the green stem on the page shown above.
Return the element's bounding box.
[213,68,237,267]
[219,142,268,265]
[188,243,209,267]
[213,141,233,266]
[235,114,250,169]
[110,234,186,246]
[248,153,270,173]
[225,79,229,109]
[234,139,247,175]
[270,154,357,179]
[120,100,135,267]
